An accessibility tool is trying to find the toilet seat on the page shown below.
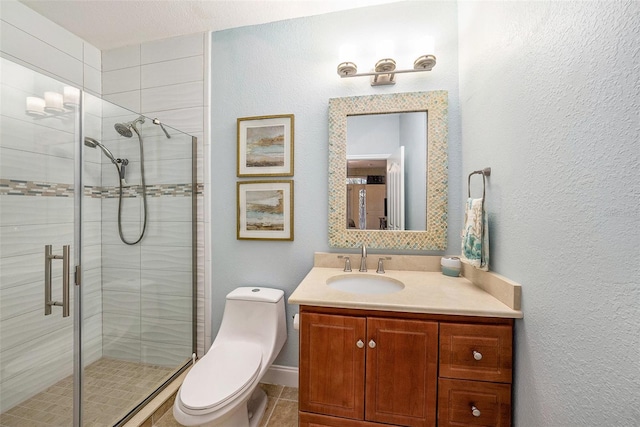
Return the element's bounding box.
[180,341,263,413]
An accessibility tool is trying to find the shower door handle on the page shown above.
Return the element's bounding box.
[44,245,70,317]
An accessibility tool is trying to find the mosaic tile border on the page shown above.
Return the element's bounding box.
[328,91,448,250]
[0,179,200,198]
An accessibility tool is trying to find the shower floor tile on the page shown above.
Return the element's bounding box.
[0,358,176,427]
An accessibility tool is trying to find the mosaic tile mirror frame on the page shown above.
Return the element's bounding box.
[328,91,448,250]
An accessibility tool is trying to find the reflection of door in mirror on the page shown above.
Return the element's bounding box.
[346,112,426,230]
[387,146,404,230]
[347,169,386,230]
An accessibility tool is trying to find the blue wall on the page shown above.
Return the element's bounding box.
[210,1,460,366]
[459,1,639,425]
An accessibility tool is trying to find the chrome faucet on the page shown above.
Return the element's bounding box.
[359,244,367,272]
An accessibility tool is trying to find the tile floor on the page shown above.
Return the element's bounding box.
[0,358,175,427]
[154,383,299,427]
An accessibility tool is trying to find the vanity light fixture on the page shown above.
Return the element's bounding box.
[26,86,80,118]
[337,37,436,86]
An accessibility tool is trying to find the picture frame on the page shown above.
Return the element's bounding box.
[237,114,294,177]
[237,180,294,241]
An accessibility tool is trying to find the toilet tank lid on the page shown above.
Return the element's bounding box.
[227,287,284,303]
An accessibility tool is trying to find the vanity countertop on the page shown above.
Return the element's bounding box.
[289,267,523,319]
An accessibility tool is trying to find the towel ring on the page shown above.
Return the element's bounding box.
[467,167,491,200]
[466,167,491,266]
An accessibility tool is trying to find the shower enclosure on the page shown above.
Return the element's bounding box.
[0,57,196,426]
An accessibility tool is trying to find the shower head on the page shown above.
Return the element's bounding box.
[84,137,117,164]
[114,122,133,138]
[114,116,145,138]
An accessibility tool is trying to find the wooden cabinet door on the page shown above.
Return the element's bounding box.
[365,318,438,427]
[299,312,366,420]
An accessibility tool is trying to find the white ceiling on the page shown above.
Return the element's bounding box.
[19,0,401,51]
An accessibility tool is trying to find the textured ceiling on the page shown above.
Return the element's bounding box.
[19,0,401,51]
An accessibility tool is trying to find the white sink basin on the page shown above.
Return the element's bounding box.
[327,274,404,295]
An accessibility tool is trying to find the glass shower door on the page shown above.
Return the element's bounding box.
[0,58,80,425]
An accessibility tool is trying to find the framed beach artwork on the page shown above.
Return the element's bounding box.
[237,114,294,177]
[237,180,294,241]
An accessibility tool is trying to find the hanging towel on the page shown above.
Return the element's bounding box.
[461,198,489,271]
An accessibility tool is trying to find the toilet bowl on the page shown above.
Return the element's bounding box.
[173,287,287,427]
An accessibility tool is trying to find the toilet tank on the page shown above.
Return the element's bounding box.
[215,287,287,367]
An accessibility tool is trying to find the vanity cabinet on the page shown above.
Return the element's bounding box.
[299,307,514,427]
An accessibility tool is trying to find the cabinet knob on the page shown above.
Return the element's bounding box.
[471,405,481,417]
[356,340,364,349]
[472,350,483,361]
[368,340,376,349]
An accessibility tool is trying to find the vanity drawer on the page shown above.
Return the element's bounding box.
[439,323,512,383]
[438,378,511,427]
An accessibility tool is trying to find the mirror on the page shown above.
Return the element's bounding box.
[328,91,448,250]
[347,112,427,231]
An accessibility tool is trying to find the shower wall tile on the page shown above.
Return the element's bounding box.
[102,267,141,293]
[144,158,192,185]
[0,307,73,352]
[103,90,141,113]
[83,43,101,71]
[0,22,83,86]
[0,324,72,383]
[102,335,141,363]
[103,290,141,316]
[83,63,102,95]
[101,31,207,364]
[145,195,192,222]
[0,224,73,258]
[0,117,73,157]
[0,196,72,226]
[141,294,191,322]
[103,67,141,95]
[0,327,73,412]
[0,147,74,183]
[141,81,203,112]
[143,107,204,137]
[143,134,195,162]
[140,318,191,346]
[101,221,143,246]
[0,253,47,290]
[141,33,204,64]
[143,221,192,247]
[83,334,103,366]
[102,313,140,340]
[0,281,41,321]
[141,246,191,272]
[102,198,141,223]
[141,269,192,297]
[141,341,191,367]
[0,0,83,60]
[141,56,204,89]
[82,267,102,295]
[102,44,141,72]
[102,243,141,270]
[81,242,102,271]
[83,290,102,319]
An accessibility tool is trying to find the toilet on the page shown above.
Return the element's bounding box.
[173,287,287,427]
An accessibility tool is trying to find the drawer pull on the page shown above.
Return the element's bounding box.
[471,405,481,417]
[472,350,483,361]
[369,339,376,349]
[356,339,365,349]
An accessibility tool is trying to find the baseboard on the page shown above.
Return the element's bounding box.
[261,364,298,388]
